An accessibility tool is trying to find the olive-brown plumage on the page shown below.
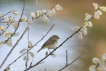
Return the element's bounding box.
[37,35,60,53]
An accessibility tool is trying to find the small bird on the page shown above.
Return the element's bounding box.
[4,67,10,71]
[37,35,60,53]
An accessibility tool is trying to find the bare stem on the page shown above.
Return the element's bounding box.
[58,53,83,71]
[66,50,68,66]
[0,10,13,20]
[25,25,29,71]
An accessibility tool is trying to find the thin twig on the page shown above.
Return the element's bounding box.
[0,0,26,69]
[66,50,68,66]
[29,58,34,67]
[24,27,82,71]
[4,0,25,43]
[1,27,27,70]
[58,53,83,71]
[4,24,55,69]
[35,1,38,13]
[25,25,29,71]
[0,10,13,20]
[44,68,46,71]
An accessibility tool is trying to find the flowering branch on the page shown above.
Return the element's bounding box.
[0,17,15,36]
[4,24,55,70]
[0,10,14,20]
[88,54,106,71]
[0,27,27,70]
[58,53,83,71]
[0,0,26,68]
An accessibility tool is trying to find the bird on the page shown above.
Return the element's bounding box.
[4,67,10,71]
[37,35,60,53]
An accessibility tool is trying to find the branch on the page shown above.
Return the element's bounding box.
[0,0,26,69]
[25,26,29,71]
[4,0,25,43]
[58,53,83,71]
[24,27,82,71]
[4,24,55,69]
[0,17,15,36]
[66,50,68,66]
[0,27,27,70]
[0,10,13,20]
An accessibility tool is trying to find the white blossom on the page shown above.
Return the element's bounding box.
[89,65,96,71]
[0,26,5,31]
[47,10,53,17]
[6,38,12,47]
[20,48,27,54]
[88,21,93,27]
[28,52,34,58]
[28,18,32,24]
[83,22,89,27]
[42,9,47,14]
[43,15,50,22]
[96,10,102,16]
[94,12,99,19]
[36,10,43,17]
[81,27,87,35]
[20,16,27,22]
[99,6,106,12]
[12,19,18,29]
[5,32,13,38]
[51,8,56,15]
[72,26,84,39]
[84,13,92,21]
[55,4,63,10]
[93,3,99,10]
[72,26,80,32]
[77,32,83,39]
[4,15,9,21]
[102,54,106,62]
[92,57,100,64]
[28,41,33,48]
[97,62,104,70]
[0,42,3,47]
[30,12,36,19]
[13,11,19,16]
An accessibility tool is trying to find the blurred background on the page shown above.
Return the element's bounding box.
[0,0,106,71]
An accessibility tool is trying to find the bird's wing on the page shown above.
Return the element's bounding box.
[42,38,55,48]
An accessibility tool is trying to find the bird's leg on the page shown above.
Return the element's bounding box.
[48,49,51,53]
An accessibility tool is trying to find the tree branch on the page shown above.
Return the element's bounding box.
[66,50,68,66]
[58,53,83,71]
[25,25,30,71]
[0,17,15,36]
[0,10,13,20]
[4,24,55,70]
[24,26,82,71]
[0,0,26,69]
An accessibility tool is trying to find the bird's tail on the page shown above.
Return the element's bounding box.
[37,48,42,53]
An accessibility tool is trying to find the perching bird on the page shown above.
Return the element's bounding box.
[4,67,10,71]
[37,35,60,53]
